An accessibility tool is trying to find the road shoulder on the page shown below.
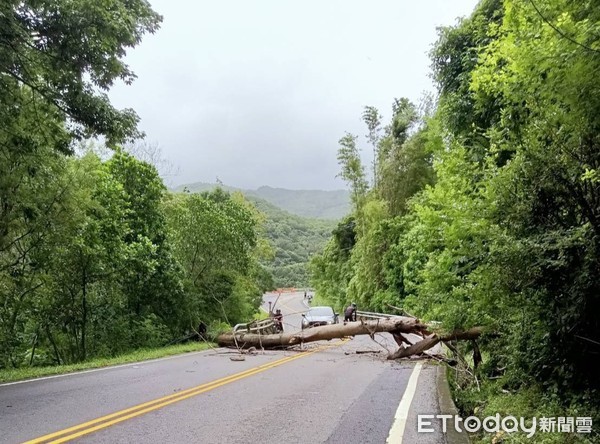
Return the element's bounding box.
[437,364,470,444]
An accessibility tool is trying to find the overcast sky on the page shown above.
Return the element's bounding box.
[109,0,479,190]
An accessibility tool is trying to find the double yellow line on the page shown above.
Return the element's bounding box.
[25,344,337,443]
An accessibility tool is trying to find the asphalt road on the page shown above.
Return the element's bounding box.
[0,292,455,443]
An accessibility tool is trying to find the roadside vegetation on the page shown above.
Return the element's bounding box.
[2,2,599,440]
[311,0,600,441]
[0,1,271,376]
[0,342,213,384]
[175,187,339,289]
[0,0,331,379]
[249,198,335,288]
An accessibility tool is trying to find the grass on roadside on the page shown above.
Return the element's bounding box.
[252,308,270,321]
[450,371,598,444]
[0,341,214,384]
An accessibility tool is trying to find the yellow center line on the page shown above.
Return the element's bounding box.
[279,300,298,314]
[278,294,305,314]
[24,341,344,444]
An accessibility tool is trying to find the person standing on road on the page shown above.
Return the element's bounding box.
[344,303,357,322]
[274,309,284,332]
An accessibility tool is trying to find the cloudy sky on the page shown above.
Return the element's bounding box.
[109,0,479,190]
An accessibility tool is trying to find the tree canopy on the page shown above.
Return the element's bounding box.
[1,0,162,145]
[0,1,272,368]
[312,0,600,437]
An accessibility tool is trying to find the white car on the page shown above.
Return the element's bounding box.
[301,306,339,329]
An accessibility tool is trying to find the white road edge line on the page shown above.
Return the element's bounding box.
[0,348,216,388]
[386,362,423,443]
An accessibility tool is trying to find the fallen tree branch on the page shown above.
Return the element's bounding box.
[385,303,417,319]
[216,317,426,349]
[217,314,492,367]
[387,334,441,360]
[387,327,491,360]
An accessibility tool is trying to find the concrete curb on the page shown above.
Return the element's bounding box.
[436,365,470,444]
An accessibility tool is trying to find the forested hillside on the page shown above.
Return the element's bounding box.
[0,2,270,368]
[311,0,600,440]
[175,182,350,220]
[173,186,338,288]
[247,198,335,288]
[173,189,335,288]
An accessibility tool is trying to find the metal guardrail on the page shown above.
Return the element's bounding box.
[356,310,441,325]
[233,318,275,333]
[355,310,402,320]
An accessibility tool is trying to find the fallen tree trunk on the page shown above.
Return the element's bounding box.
[388,335,441,359]
[217,316,490,363]
[387,327,490,360]
[217,318,427,349]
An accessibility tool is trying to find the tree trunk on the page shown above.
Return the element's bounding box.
[218,319,489,364]
[387,335,441,360]
[387,327,489,360]
[81,270,87,361]
[29,329,39,366]
[45,324,62,365]
[217,318,427,349]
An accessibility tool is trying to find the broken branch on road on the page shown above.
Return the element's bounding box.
[217,316,490,362]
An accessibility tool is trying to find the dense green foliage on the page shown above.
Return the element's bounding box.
[312,0,600,440]
[248,197,335,288]
[0,0,161,145]
[173,188,337,289]
[3,3,600,438]
[0,1,268,370]
[0,148,269,368]
[175,182,350,220]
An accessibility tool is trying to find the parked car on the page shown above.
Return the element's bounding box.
[301,306,338,329]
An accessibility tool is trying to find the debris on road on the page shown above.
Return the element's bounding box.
[218,314,490,366]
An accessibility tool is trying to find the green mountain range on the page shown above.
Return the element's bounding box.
[174,182,350,220]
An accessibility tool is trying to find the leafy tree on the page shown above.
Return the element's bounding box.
[362,106,383,187]
[0,0,162,144]
[313,0,600,428]
[0,1,274,369]
[378,107,437,217]
[309,217,356,310]
[336,133,368,209]
[105,150,185,334]
[43,154,131,361]
[465,0,600,394]
[0,141,69,366]
[165,189,263,326]
[313,98,437,313]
